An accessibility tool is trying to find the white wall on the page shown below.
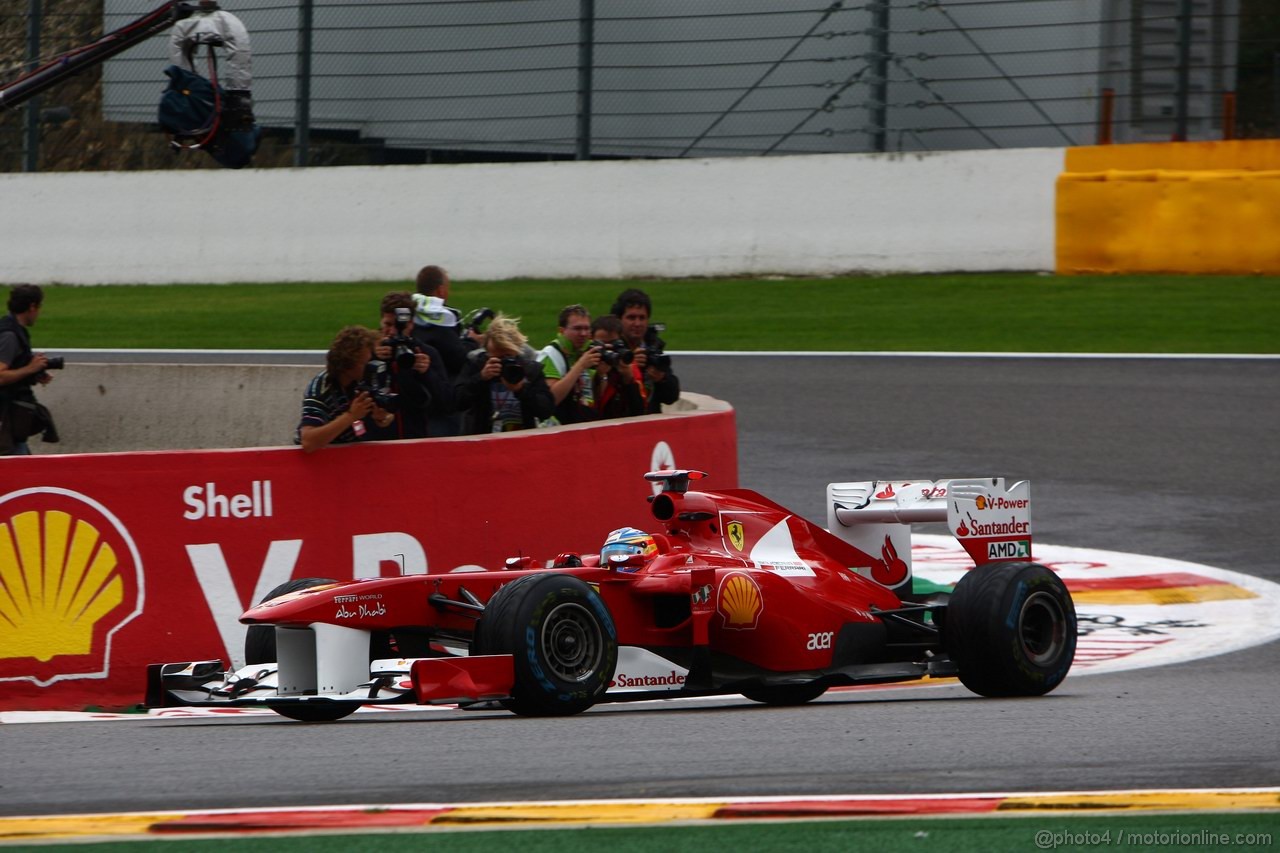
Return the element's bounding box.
[0,149,1064,284]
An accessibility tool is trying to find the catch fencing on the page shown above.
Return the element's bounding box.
[1,0,1276,171]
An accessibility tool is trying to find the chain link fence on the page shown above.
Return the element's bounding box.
[3,0,1278,171]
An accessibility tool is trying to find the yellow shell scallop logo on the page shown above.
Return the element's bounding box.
[718,572,763,630]
[0,489,144,687]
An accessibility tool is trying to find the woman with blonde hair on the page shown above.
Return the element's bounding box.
[454,315,554,434]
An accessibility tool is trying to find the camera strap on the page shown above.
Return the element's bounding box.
[538,342,569,378]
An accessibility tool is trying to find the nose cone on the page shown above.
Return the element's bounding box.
[240,581,343,624]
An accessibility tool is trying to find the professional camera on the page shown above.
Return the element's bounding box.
[590,339,634,368]
[381,306,420,371]
[36,355,65,381]
[462,307,496,338]
[355,361,400,413]
[642,323,671,372]
[499,355,526,385]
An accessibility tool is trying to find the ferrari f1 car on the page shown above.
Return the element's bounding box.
[147,471,1076,721]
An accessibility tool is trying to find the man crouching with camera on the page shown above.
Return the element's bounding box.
[0,284,61,456]
[454,314,554,434]
[296,326,395,453]
[366,292,454,441]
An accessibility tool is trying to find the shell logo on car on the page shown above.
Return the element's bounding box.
[718,572,763,630]
[0,489,144,687]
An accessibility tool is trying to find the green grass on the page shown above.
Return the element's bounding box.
[6,812,1277,852]
[27,273,1280,353]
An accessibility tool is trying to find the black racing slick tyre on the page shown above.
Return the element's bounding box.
[741,682,828,706]
[945,562,1076,697]
[471,574,618,717]
[244,578,337,666]
[270,703,359,723]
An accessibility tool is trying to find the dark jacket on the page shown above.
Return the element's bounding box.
[596,366,646,420]
[641,332,680,414]
[647,369,680,414]
[0,314,36,405]
[413,314,477,381]
[454,348,555,435]
[365,343,455,441]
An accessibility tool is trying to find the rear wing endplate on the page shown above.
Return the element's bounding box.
[826,479,1031,591]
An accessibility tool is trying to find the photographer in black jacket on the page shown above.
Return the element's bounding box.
[411,265,478,379]
[367,292,454,441]
[0,284,57,456]
[454,314,554,434]
[612,288,680,414]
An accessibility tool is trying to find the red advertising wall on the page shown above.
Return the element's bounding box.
[0,409,736,710]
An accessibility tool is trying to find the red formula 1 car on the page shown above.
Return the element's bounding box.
[147,471,1077,721]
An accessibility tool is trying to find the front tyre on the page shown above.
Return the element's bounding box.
[945,562,1076,697]
[471,574,617,716]
[270,703,359,722]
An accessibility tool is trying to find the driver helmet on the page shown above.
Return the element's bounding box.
[600,527,657,571]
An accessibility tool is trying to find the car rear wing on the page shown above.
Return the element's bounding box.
[826,478,1031,592]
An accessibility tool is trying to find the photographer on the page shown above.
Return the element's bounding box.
[611,288,680,414]
[296,326,393,453]
[454,315,554,434]
[410,265,478,381]
[590,315,645,420]
[0,284,57,456]
[367,292,454,440]
[537,304,602,425]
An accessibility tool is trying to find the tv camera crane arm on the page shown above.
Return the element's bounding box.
[0,1,197,114]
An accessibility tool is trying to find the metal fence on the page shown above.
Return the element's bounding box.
[3,0,1277,171]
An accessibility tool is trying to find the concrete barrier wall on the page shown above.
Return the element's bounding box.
[34,362,321,452]
[0,149,1065,284]
[30,361,712,453]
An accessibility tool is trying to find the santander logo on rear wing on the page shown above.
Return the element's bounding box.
[826,479,1032,591]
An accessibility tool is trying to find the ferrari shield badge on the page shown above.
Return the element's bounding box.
[727,520,745,551]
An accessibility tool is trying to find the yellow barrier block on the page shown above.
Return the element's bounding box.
[1067,140,1280,173]
[1056,168,1280,274]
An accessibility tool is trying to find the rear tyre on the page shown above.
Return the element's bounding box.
[945,562,1076,697]
[471,574,617,716]
[270,703,359,722]
[741,682,828,706]
[244,578,337,666]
